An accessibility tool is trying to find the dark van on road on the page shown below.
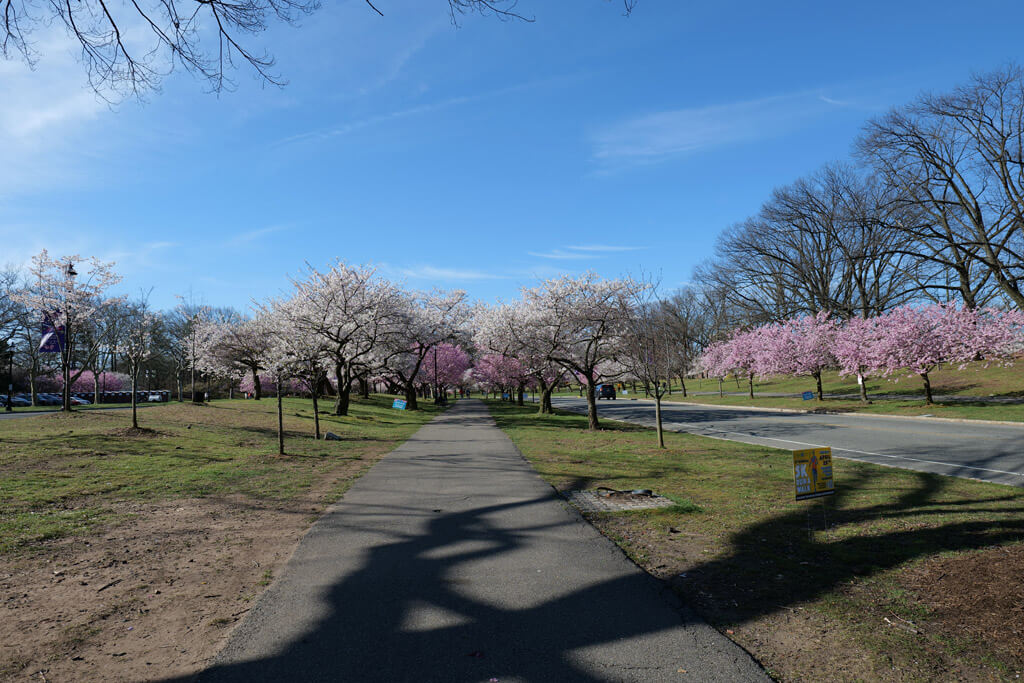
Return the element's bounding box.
[597,384,616,400]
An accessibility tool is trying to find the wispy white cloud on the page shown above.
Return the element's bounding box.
[356,19,447,96]
[565,244,645,253]
[591,91,843,170]
[0,36,111,197]
[528,244,645,260]
[527,249,594,260]
[817,95,849,106]
[396,265,514,281]
[225,225,291,246]
[275,76,572,147]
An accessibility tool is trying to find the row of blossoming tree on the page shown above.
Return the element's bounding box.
[699,306,1024,405]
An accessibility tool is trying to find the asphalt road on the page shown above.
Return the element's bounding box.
[192,399,767,683]
[553,397,1024,488]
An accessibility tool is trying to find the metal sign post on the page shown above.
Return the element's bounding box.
[793,447,835,537]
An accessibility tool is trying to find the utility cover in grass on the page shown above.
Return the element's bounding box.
[564,489,676,513]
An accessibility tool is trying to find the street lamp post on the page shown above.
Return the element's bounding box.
[61,260,77,412]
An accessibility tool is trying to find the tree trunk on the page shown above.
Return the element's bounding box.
[251,368,261,401]
[277,383,285,455]
[857,372,869,403]
[131,372,139,429]
[335,368,352,417]
[680,377,687,398]
[312,391,321,440]
[539,387,553,415]
[191,367,198,403]
[814,371,823,401]
[654,394,665,448]
[921,372,934,405]
[359,377,370,399]
[748,372,754,399]
[62,350,71,412]
[177,373,183,402]
[718,377,724,398]
[585,379,599,430]
[405,381,419,410]
[517,384,524,406]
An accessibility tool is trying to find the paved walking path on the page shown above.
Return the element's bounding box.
[194,399,766,683]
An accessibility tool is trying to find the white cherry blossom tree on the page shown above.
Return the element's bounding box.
[11,250,122,411]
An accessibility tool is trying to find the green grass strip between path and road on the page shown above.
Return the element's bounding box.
[484,399,1024,681]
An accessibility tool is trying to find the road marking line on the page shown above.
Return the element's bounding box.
[818,423,999,440]
[556,399,1024,479]
[695,428,1024,478]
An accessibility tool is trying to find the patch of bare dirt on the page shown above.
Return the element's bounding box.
[902,543,1024,671]
[106,427,163,438]
[584,514,1014,682]
[0,465,374,682]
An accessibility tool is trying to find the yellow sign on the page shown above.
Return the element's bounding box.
[793,447,835,501]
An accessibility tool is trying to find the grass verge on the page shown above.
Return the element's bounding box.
[0,395,443,554]
[486,399,1024,681]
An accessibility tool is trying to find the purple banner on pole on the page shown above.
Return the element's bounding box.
[39,312,65,353]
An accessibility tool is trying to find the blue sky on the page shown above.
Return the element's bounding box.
[3,0,1024,311]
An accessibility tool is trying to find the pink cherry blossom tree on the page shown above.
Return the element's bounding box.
[722,327,771,399]
[872,304,1024,404]
[474,301,566,412]
[698,339,731,398]
[381,288,471,410]
[760,312,839,400]
[418,343,471,400]
[472,353,529,400]
[833,315,888,402]
[47,369,129,393]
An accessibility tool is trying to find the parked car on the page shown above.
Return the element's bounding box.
[70,396,91,405]
[147,392,164,402]
[7,395,32,407]
[597,384,616,400]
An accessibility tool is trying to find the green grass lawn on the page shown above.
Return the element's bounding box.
[0,396,443,554]
[485,399,1024,680]
[554,360,1024,422]
[2,401,154,412]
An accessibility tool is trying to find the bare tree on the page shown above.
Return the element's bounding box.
[121,296,161,429]
[858,64,1024,309]
[621,281,674,448]
[656,287,709,397]
[697,164,919,328]
[2,0,636,98]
